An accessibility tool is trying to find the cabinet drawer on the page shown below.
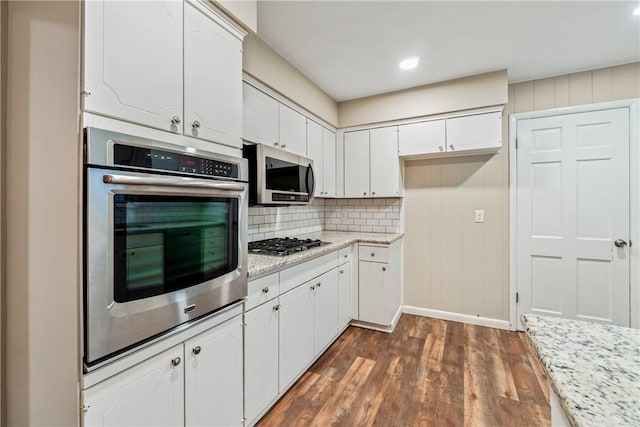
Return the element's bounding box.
[359,245,389,263]
[280,251,339,294]
[246,272,279,311]
[338,246,352,265]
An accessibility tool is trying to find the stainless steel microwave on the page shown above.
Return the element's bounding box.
[243,143,315,205]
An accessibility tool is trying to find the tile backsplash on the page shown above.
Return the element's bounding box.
[324,198,402,234]
[248,197,403,241]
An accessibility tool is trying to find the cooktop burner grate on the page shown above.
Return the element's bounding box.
[248,237,326,256]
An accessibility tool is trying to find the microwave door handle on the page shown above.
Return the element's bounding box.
[103,174,246,192]
[305,163,315,198]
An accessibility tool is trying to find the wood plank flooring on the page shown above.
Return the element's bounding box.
[257,314,550,427]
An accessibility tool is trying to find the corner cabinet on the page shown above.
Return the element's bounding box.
[343,127,402,198]
[83,314,243,427]
[83,0,245,148]
[398,110,502,159]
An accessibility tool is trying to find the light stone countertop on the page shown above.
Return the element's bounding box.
[247,231,403,278]
[522,314,640,427]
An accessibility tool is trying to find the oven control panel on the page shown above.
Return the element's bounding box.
[113,144,239,179]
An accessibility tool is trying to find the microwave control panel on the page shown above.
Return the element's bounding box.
[113,144,239,179]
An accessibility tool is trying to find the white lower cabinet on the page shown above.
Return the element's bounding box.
[184,316,243,427]
[244,299,280,426]
[312,269,339,353]
[278,281,315,391]
[337,261,352,330]
[83,315,243,427]
[357,240,402,327]
[83,346,184,427]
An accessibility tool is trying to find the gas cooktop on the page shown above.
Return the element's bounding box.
[248,237,328,256]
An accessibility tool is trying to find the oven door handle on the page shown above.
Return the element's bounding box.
[103,174,246,192]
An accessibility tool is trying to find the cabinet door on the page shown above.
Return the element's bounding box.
[184,315,243,427]
[279,104,307,156]
[313,269,339,354]
[184,2,242,147]
[279,283,314,391]
[445,111,502,152]
[322,128,337,197]
[398,120,446,156]
[370,126,401,197]
[307,120,324,195]
[337,261,352,330]
[83,346,184,427]
[244,300,280,426]
[84,1,183,132]
[343,130,370,197]
[243,83,279,145]
[358,261,393,326]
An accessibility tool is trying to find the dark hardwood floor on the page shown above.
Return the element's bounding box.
[257,314,550,427]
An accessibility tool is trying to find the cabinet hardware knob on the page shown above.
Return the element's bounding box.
[449,144,455,150]
[281,144,287,148]
[317,282,321,288]
[192,346,201,355]
[262,287,269,294]
[439,146,444,151]
[344,254,348,258]
[339,269,344,274]
[382,267,387,272]
[171,116,181,125]
[614,239,628,248]
[274,142,280,147]
[192,120,201,129]
[171,357,181,367]
[310,285,316,290]
[363,192,367,196]
[273,304,280,311]
[372,191,376,195]
[371,252,375,257]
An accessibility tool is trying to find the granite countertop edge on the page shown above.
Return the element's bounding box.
[247,231,404,279]
[521,314,640,427]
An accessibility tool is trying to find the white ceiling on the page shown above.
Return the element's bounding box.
[257,1,640,102]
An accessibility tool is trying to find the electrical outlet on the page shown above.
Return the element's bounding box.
[475,209,485,223]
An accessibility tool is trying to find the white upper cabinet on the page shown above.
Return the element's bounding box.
[398,120,446,156]
[398,110,503,159]
[84,1,245,147]
[445,111,502,152]
[84,1,184,132]
[370,126,401,197]
[343,130,371,197]
[184,1,242,148]
[242,82,280,145]
[306,120,324,195]
[322,128,337,197]
[279,104,307,156]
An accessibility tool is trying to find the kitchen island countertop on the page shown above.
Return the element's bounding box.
[247,231,403,278]
[522,314,640,427]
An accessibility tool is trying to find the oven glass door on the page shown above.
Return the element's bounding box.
[113,194,239,302]
[265,156,313,193]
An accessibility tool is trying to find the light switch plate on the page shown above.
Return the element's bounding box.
[475,209,485,223]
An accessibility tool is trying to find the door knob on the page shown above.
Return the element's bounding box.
[614,239,628,248]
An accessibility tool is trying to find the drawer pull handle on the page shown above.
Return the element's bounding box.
[192,346,201,355]
[171,357,181,367]
[262,287,269,294]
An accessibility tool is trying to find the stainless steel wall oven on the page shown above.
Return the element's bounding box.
[83,128,248,370]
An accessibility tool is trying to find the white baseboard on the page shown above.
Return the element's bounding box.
[402,305,512,330]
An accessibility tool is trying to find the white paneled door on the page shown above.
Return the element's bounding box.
[516,108,630,327]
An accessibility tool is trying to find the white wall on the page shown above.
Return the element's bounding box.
[5,2,81,425]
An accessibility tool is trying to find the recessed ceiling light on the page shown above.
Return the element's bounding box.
[399,56,420,70]
[634,5,640,16]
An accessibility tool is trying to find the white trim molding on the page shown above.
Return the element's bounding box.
[402,305,511,330]
[509,98,640,330]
